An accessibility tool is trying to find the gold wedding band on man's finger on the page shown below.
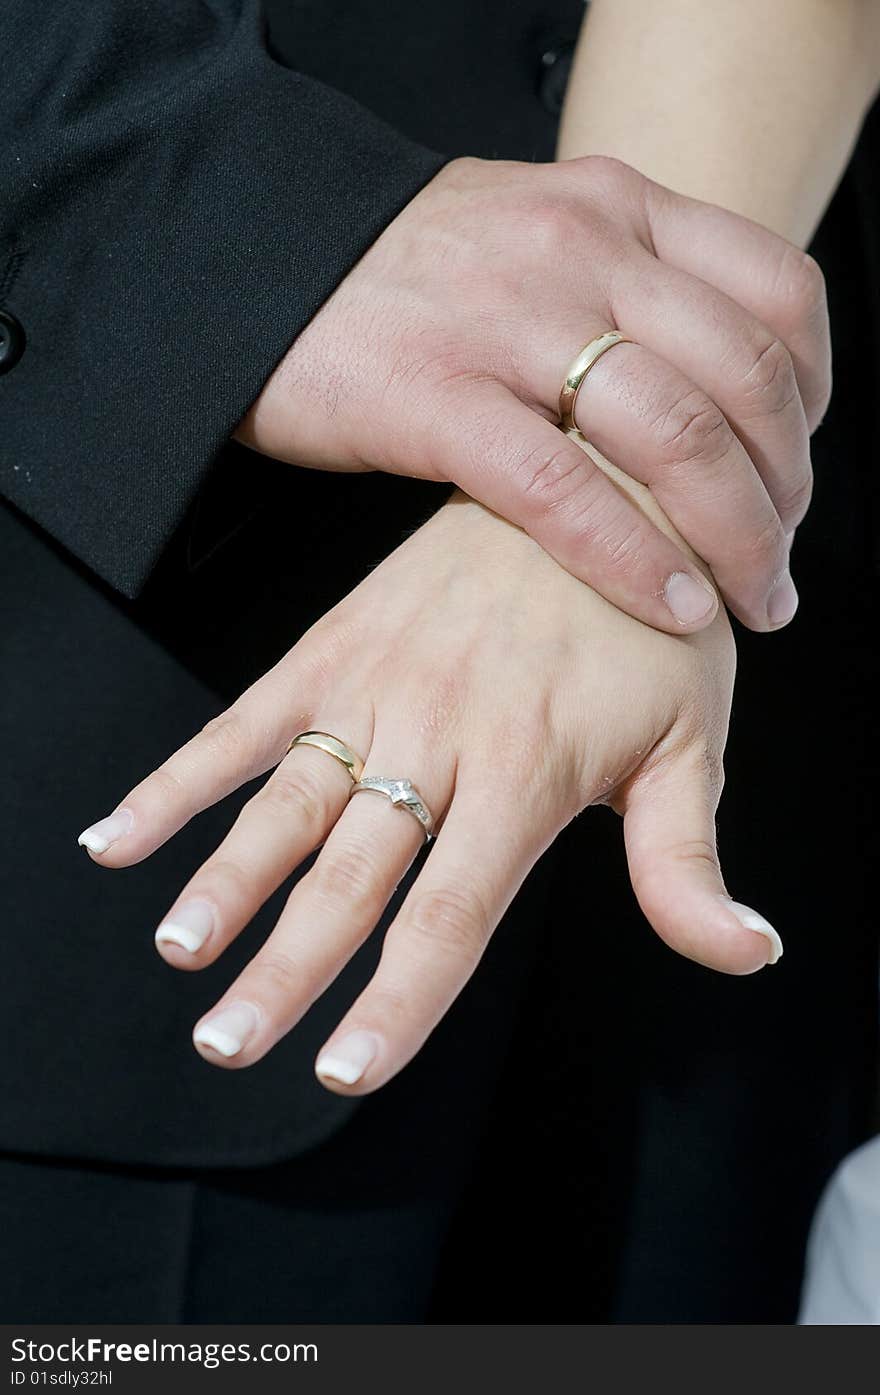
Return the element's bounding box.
[557,330,632,433]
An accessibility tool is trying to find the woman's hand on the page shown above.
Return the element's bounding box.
[77,446,782,1095]
[235,154,829,635]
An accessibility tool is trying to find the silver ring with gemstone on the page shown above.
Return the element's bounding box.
[349,776,435,841]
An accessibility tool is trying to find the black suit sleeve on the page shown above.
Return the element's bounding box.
[0,2,448,597]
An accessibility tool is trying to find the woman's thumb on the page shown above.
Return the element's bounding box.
[621,746,783,975]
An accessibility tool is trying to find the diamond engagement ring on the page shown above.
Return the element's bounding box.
[349,776,435,840]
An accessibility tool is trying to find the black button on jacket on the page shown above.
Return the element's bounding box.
[0,309,26,373]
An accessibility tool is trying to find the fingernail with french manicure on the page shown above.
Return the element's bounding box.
[767,569,798,627]
[77,808,134,854]
[724,899,784,965]
[155,900,215,954]
[193,1001,260,1059]
[315,1030,380,1087]
[665,571,716,627]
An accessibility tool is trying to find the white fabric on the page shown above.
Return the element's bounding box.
[799,1135,880,1324]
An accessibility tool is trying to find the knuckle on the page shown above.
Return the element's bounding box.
[198,709,247,759]
[652,390,733,469]
[443,153,477,178]
[776,468,813,528]
[634,835,719,901]
[771,248,831,428]
[561,482,652,576]
[743,513,785,569]
[358,982,412,1030]
[669,836,720,874]
[300,612,363,689]
[521,196,580,259]
[143,764,187,812]
[406,885,490,959]
[199,857,253,908]
[741,337,799,418]
[518,441,590,513]
[411,671,464,740]
[573,152,635,194]
[253,949,301,997]
[262,764,328,830]
[601,518,651,575]
[310,839,378,908]
[565,155,651,249]
[785,248,827,317]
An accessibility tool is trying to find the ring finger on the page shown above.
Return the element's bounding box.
[154,709,373,966]
[525,320,791,629]
[190,730,454,1067]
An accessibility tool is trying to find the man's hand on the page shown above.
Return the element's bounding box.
[236,154,830,634]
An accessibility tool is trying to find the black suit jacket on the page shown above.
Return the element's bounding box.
[0,0,588,1166]
[2,0,878,1320]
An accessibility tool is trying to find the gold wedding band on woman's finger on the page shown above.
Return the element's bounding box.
[286,730,365,783]
[558,330,632,433]
[287,732,435,841]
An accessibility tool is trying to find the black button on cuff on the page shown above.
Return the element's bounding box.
[0,309,26,374]
[538,43,575,116]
